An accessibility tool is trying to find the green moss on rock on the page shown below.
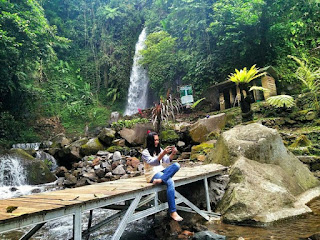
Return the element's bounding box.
[191,141,215,161]
[160,130,179,144]
[290,135,312,148]
[107,145,124,153]
[80,138,105,156]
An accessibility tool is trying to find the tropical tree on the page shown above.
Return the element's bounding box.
[228,65,266,121]
[140,31,181,96]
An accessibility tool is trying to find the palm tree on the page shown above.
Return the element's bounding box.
[228,65,266,121]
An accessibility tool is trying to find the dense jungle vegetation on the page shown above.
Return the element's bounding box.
[0,0,319,146]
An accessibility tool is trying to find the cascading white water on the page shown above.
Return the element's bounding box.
[0,155,27,186]
[124,27,149,116]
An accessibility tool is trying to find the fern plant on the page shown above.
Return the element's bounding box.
[266,95,295,108]
[228,65,266,84]
[191,98,206,109]
[289,55,320,112]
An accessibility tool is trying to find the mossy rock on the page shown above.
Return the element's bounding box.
[290,109,313,122]
[191,141,215,161]
[160,130,179,144]
[288,146,310,155]
[107,145,124,153]
[107,145,130,154]
[290,135,312,148]
[80,138,105,156]
[8,149,56,185]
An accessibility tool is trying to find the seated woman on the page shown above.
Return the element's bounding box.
[142,131,183,222]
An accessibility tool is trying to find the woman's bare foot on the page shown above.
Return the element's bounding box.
[170,212,183,221]
[152,179,163,185]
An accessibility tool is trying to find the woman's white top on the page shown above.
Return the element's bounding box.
[141,148,170,182]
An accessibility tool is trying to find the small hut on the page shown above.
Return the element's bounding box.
[204,66,278,111]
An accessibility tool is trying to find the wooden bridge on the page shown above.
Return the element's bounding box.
[0,163,227,240]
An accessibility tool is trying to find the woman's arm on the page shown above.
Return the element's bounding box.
[162,146,177,163]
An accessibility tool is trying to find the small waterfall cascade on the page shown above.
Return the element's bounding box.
[124,27,150,116]
[35,150,58,171]
[0,155,49,200]
[12,142,41,150]
[0,155,27,186]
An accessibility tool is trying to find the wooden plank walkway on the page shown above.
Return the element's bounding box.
[0,163,227,240]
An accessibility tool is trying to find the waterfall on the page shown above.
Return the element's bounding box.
[12,142,41,150]
[0,155,49,199]
[0,155,27,186]
[124,27,149,116]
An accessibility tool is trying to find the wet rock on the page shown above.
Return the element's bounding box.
[64,173,77,187]
[168,220,182,235]
[55,166,68,177]
[193,231,226,240]
[31,188,41,194]
[10,187,18,192]
[9,149,56,185]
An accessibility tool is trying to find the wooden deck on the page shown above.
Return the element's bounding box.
[0,163,227,240]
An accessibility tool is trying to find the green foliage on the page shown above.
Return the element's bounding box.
[249,86,270,93]
[1,0,320,144]
[266,95,295,108]
[191,98,206,109]
[111,118,149,131]
[140,31,181,95]
[228,65,266,85]
[289,55,320,112]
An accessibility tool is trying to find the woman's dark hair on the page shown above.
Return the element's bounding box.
[146,132,160,156]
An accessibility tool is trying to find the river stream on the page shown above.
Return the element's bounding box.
[208,197,320,240]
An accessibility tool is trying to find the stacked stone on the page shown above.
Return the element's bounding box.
[55,150,144,188]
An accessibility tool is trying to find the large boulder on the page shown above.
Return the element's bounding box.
[80,138,105,156]
[8,149,56,185]
[119,123,154,146]
[189,113,226,143]
[98,128,116,146]
[54,138,88,168]
[206,123,320,223]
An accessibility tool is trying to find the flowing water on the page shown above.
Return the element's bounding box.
[207,198,320,240]
[124,27,150,116]
[0,154,153,240]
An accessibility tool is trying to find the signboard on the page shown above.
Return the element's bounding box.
[179,85,194,106]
